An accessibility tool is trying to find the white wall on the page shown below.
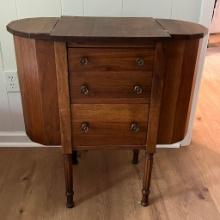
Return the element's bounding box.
[210,1,220,33]
[0,0,214,145]
[181,0,216,146]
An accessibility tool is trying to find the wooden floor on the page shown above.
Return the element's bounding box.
[0,48,220,220]
[209,34,220,47]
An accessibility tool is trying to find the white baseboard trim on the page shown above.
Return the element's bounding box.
[0,131,181,148]
[0,142,56,147]
[0,131,26,136]
[157,143,181,148]
[0,131,48,147]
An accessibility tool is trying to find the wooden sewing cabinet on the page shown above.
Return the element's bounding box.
[7,16,207,208]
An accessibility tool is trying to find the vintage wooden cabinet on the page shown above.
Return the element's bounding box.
[7,16,207,208]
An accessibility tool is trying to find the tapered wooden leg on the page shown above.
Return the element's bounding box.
[63,154,74,208]
[141,152,154,206]
[132,150,139,164]
[72,150,78,165]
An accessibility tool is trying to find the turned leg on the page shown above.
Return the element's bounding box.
[132,149,140,164]
[141,152,154,206]
[72,150,78,165]
[63,154,74,208]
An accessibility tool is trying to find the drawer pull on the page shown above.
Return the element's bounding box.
[136,57,145,66]
[133,85,143,95]
[80,84,89,95]
[80,57,88,65]
[81,122,89,133]
[130,122,140,133]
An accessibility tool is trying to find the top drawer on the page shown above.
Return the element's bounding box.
[68,47,155,72]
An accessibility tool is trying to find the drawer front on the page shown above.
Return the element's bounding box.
[69,71,152,103]
[71,104,149,146]
[68,47,155,72]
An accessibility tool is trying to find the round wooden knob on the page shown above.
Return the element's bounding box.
[80,57,88,65]
[133,85,143,95]
[136,57,145,66]
[130,122,140,133]
[81,122,89,133]
[80,84,89,95]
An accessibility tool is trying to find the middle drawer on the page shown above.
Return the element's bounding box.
[68,47,154,104]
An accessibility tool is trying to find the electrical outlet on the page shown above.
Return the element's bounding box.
[5,71,20,92]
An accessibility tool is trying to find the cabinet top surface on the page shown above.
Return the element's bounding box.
[7,16,207,42]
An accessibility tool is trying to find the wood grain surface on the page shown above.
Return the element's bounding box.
[68,47,155,72]
[54,42,72,154]
[158,39,200,144]
[13,37,202,145]
[7,17,59,39]
[71,104,149,146]
[68,47,154,104]
[69,70,152,104]
[14,36,60,145]
[7,16,207,42]
[146,43,165,152]
[157,19,208,39]
[51,16,170,41]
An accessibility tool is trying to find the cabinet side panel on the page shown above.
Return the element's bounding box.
[14,36,45,143]
[158,38,200,144]
[158,40,186,144]
[14,36,61,145]
[172,39,200,141]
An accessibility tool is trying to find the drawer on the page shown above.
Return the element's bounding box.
[68,47,155,72]
[69,71,152,103]
[71,104,149,146]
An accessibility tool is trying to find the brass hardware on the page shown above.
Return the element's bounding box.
[81,122,89,133]
[133,85,143,95]
[80,84,89,95]
[130,122,140,133]
[80,57,88,65]
[136,57,145,66]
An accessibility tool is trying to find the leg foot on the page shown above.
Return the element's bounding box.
[63,154,74,208]
[66,191,74,208]
[141,152,154,207]
[141,189,150,206]
[72,150,78,165]
[132,150,139,164]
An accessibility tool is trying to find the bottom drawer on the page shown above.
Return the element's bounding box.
[71,104,149,146]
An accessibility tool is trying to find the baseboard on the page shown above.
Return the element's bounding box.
[157,143,181,148]
[0,142,51,147]
[0,131,181,148]
[0,131,46,147]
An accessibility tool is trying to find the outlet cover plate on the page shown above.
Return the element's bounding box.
[5,71,20,92]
